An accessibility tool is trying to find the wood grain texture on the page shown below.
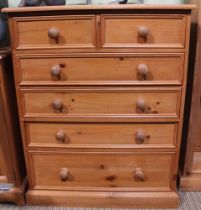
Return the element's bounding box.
[4,5,193,208]
[17,54,184,86]
[101,14,187,49]
[13,15,96,50]
[10,14,188,51]
[180,0,201,190]
[180,174,201,191]
[26,190,179,208]
[2,4,196,13]
[0,186,26,206]
[0,48,26,205]
[22,88,180,117]
[191,152,201,174]
[26,122,177,148]
[30,152,173,190]
[0,84,11,183]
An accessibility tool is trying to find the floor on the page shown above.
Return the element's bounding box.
[0,192,201,210]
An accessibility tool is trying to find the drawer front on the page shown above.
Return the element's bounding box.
[27,123,177,147]
[13,15,96,49]
[101,15,186,49]
[23,89,180,117]
[31,153,173,190]
[18,55,184,85]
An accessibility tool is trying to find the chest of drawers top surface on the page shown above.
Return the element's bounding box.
[3,4,195,52]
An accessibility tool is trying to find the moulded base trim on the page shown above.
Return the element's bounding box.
[180,175,201,191]
[0,179,27,206]
[26,190,179,208]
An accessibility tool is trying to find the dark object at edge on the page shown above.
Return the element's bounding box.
[19,0,66,7]
[119,0,128,4]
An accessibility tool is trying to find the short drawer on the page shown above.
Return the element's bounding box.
[31,152,174,190]
[22,88,180,117]
[101,15,186,49]
[18,54,184,86]
[27,122,177,148]
[13,15,96,50]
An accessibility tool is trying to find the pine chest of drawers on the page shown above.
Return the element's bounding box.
[3,4,195,208]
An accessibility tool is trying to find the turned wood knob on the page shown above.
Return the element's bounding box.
[138,26,149,38]
[60,168,69,181]
[136,98,146,113]
[135,130,145,144]
[137,64,149,78]
[52,99,63,111]
[48,28,59,39]
[51,65,62,77]
[135,168,145,181]
[56,130,66,142]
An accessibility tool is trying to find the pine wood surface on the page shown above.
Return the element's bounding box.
[4,5,193,208]
[26,122,177,148]
[17,54,184,86]
[30,152,173,190]
[180,0,201,191]
[22,88,180,116]
[1,191,201,209]
[0,47,26,205]
[2,4,196,13]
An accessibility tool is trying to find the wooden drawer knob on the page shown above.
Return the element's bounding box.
[134,168,145,181]
[52,99,63,111]
[51,65,62,77]
[60,168,69,181]
[135,130,145,144]
[138,26,149,38]
[48,28,59,39]
[56,130,66,142]
[137,64,149,78]
[136,99,146,113]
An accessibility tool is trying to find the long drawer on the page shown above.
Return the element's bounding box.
[101,15,186,49]
[30,152,174,190]
[13,15,96,50]
[22,88,180,117]
[27,122,177,148]
[17,54,184,86]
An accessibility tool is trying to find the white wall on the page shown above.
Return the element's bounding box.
[7,0,187,7]
[8,0,20,7]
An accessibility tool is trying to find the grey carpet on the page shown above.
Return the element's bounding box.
[0,192,201,210]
